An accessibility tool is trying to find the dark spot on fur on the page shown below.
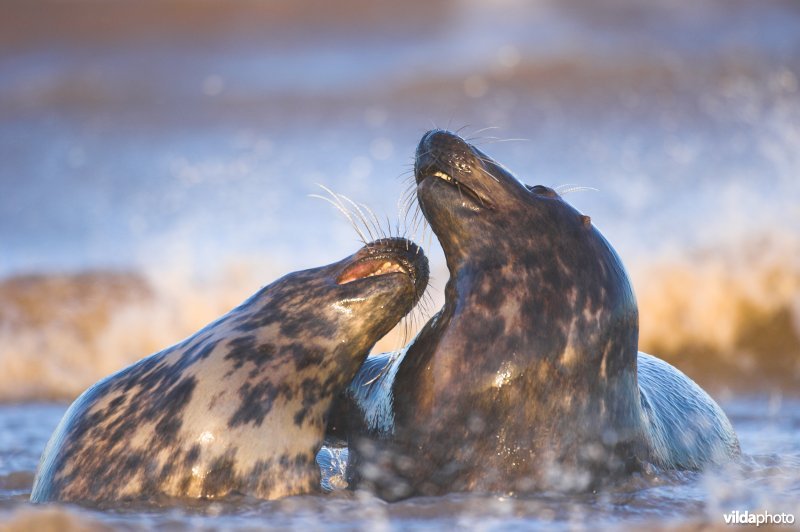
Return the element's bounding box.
[227,379,294,428]
[202,453,237,498]
[294,407,309,426]
[154,376,196,445]
[184,444,201,467]
[193,338,221,360]
[228,381,277,428]
[291,343,325,371]
[223,336,276,376]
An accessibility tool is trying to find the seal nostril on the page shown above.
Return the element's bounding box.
[415,130,473,184]
[421,129,466,152]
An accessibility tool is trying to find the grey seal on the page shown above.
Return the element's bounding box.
[31,237,428,504]
[331,130,740,500]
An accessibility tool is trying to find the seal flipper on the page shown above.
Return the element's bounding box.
[319,352,399,491]
[325,351,398,443]
[638,351,740,469]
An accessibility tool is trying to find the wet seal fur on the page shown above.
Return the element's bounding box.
[332,130,740,500]
[31,237,428,504]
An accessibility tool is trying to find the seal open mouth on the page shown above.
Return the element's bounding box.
[421,170,488,208]
[335,238,428,303]
[337,258,407,285]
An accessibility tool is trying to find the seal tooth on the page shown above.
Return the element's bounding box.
[433,171,455,183]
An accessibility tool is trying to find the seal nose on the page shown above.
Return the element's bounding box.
[415,129,470,184]
[360,237,430,302]
[379,237,430,298]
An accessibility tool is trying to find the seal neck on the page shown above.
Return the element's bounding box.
[394,252,642,421]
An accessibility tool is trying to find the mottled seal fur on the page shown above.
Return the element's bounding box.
[332,130,740,500]
[31,237,428,504]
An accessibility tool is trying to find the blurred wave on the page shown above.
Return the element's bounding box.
[635,233,800,394]
[0,231,797,401]
[0,264,268,401]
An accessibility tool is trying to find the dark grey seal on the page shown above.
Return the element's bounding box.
[331,130,740,500]
[31,237,428,504]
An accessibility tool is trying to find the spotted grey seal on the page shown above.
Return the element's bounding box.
[31,237,428,504]
[331,130,740,500]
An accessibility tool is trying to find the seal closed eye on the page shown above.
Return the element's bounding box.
[338,130,740,500]
[30,237,428,504]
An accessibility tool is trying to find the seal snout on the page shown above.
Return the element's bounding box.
[414,130,491,209]
[337,238,429,303]
[414,129,470,185]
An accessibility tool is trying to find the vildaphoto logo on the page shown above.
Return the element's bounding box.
[723,510,796,526]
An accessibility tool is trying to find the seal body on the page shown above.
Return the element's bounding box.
[31,238,428,504]
[335,130,739,499]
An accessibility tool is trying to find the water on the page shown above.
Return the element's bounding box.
[0,398,798,529]
[1,0,799,528]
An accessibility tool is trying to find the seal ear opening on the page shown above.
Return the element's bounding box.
[337,258,406,285]
[526,184,558,197]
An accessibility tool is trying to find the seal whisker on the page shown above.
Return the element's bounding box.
[401,189,422,238]
[476,137,531,145]
[336,194,375,240]
[467,174,494,206]
[425,222,435,258]
[351,199,383,241]
[333,193,378,242]
[410,206,426,245]
[384,214,394,241]
[397,197,411,223]
[472,158,502,184]
[467,125,501,138]
[398,172,417,188]
[319,186,380,243]
[399,185,418,220]
[415,148,436,164]
[339,195,377,242]
[366,202,390,240]
[396,196,408,240]
[309,191,368,244]
[554,184,600,196]
[397,187,420,240]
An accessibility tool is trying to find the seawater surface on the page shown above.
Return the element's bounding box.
[1,0,799,528]
[0,398,798,529]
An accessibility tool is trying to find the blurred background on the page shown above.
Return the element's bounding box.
[1,0,799,401]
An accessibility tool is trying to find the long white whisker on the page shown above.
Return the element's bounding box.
[309,192,368,244]
[554,184,600,196]
[469,126,501,137]
[333,193,376,242]
[478,137,530,144]
[361,201,388,240]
